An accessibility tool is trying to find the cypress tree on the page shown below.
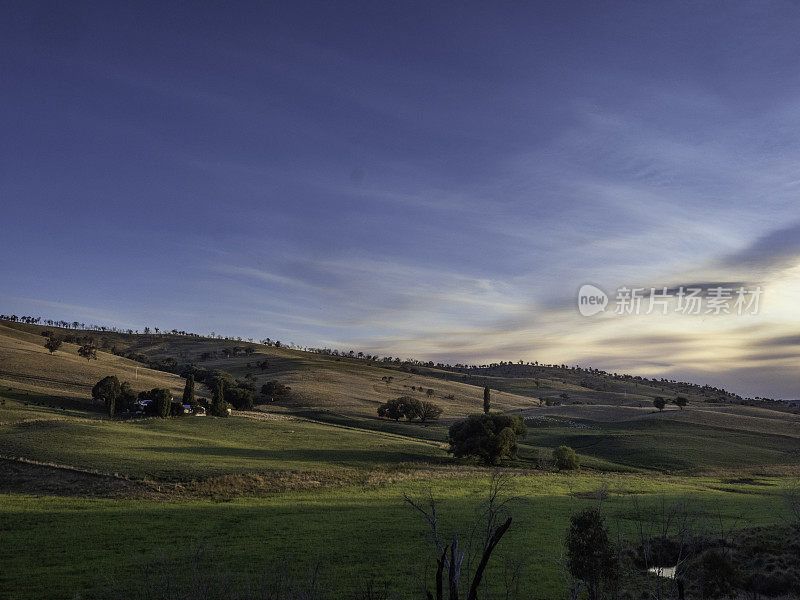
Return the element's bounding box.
[211,379,228,417]
[483,385,491,414]
[182,374,195,406]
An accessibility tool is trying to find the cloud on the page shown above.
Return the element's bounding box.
[721,221,800,271]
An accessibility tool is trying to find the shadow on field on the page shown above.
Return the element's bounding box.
[136,445,433,463]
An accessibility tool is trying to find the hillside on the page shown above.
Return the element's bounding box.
[0,321,538,419]
[3,319,800,600]
[0,323,195,410]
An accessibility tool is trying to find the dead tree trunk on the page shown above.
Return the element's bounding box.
[427,518,512,600]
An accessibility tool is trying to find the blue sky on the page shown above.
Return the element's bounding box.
[3,1,800,397]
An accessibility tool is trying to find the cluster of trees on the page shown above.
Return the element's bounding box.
[261,379,291,400]
[653,396,688,411]
[42,331,97,362]
[3,313,760,406]
[377,396,443,422]
[448,413,527,464]
[92,376,136,416]
[91,376,178,418]
[192,368,254,411]
[446,402,581,469]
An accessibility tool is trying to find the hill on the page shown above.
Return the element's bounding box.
[3,318,800,599]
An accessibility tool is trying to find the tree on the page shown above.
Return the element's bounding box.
[44,335,63,354]
[674,396,687,410]
[553,445,580,470]
[261,380,290,398]
[210,379,229,417]
[565,509,618,600]
[92,376,120,417]
[377,396,414,421]
[416,401,443,422]
[181,374,195,406]
[225,386,254,410]
[78,344,97,362]
[653,396,666,412]
[151,388,172,418]
[448,413,526,464]
[118,381,137,413]
[405,474,514,600]
[483,385,491,414]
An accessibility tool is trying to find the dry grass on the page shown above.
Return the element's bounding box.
[0,323,192,403]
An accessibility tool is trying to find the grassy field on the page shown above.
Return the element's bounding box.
[3,323,800,599]
[0,397,443,481]
[0,323,195,405]
[2,474,796,600]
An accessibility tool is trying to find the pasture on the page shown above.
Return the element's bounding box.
[2,324,800,599]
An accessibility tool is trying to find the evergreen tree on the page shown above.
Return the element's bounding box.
[151,388,171,418]
[211,379,228,417]
[483,385,491,414]
[182,374,195,406]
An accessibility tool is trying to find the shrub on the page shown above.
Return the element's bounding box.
[698,549,736,598]
[448,413,526,464]
[553,445,580,470]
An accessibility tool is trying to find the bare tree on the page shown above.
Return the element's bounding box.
[404,473,517,600]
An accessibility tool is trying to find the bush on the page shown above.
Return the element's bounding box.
[448,413,526,464]
[553,445,580,470]
[698,549,737,598]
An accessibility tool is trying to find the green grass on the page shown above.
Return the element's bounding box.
[0,400,443,481]
[1,474,796,600]
[524,416,800,473]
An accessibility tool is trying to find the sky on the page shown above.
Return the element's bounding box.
[2,1,800,398]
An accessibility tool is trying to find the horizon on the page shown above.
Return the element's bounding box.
[4,2,800,398]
